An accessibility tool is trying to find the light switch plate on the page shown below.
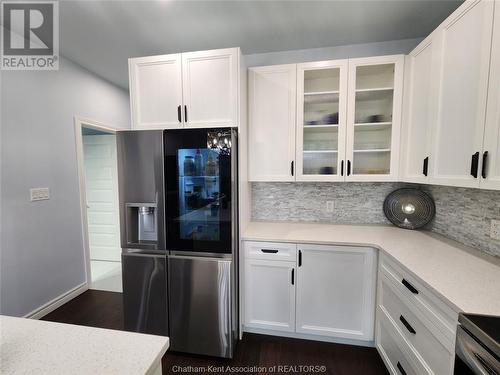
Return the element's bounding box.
[490,219,500,240]
[30,188,50,201]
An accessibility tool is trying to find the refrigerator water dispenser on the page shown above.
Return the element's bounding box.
[125,203,158,245]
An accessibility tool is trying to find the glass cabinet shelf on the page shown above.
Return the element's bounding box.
[304,90,340,96]
[303,150,338,153]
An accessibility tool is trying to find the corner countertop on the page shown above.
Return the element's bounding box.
[243,221,500,316]
[0,315,169,375]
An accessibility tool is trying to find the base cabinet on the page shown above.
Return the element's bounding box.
[296,245,377,341]
[243,241,377,342]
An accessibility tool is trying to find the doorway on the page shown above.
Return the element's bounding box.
[75,118,122,293]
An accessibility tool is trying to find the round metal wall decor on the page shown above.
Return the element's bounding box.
[383,188,435,230]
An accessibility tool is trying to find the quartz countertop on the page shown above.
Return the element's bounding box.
[243,222,500,316]
[0,316,169,375]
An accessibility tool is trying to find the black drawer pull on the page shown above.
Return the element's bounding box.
[177,105,182,122]
[471,151,480,178]
[340,160,344,176]
[291,161,294,176]
[261,249,278,254]
[397,361,407,375]
[291,268,295,285]
[298,250,302,267]
[423,156,429,176]
[347,160,351,176]
[481,151,488,179]
[400,315,416,334]
[184,105,188,123]
[402,279,418,294]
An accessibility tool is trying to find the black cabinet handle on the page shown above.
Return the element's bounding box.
[347,160,351,176]
[177,105,182,122]
[399,315,416,334]
[291,161,294,176]
[291,268,295,285]
[298,250,302,267]
[482,151,488,179]
[261,249,278,254]
[471,152,480,178]
[396,362,407,375]
[402,278,418,294]
[340,160,344,176]
[184,105,188,123]
[423,156,429,176]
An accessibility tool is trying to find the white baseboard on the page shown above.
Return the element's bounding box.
[24,282,89,320]
[243,326,375,348]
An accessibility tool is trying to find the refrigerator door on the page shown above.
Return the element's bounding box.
[122,250,168,336]
[168,255,234,358]
[164,128,237,254]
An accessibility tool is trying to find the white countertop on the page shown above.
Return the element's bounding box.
[0,316,169,375]
[243,222,500,316]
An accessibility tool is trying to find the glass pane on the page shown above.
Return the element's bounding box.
[353,151,390,175]
[304,126,338,151]
[354,89,394,124]
[355,64,395,90]
[178,148,221,241]
[304,68,340,93]
[304,93,339,126]
[303,151,338,175]
[353,125,391,151]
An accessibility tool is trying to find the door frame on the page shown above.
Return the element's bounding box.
[74,116,119,286]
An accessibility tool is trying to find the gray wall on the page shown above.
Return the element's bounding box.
[244,38,422,67]
[251,182,500,258]
[0,57,131,317]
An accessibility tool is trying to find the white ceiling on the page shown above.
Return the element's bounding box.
[59,0,462,89]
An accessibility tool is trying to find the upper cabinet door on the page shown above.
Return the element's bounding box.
[481,2,500,191]
[430,0,494,188]
[129,54,183,129]
[401,34,440,183]
[181,48,239,128]
[248,64,297,182]
[345,55,404,181]
[296,60,348,181]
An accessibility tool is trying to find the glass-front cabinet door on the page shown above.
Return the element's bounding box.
[346,56,404,181]
[296,60,348,181]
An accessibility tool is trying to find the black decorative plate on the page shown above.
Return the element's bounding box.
[383,188,435,230]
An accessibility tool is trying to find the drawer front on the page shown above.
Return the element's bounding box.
[380,255,458,342]
[379,273,454,375]
[377,308,431,375]
[244,241,297,262]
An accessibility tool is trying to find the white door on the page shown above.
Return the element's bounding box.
[430,0,494,188]
[182,48,239,128]
[296,60,348,181]
[481,2,500,190]
[296,245,377,341]
[129,54,183,129]
[244,259,296,332]
[83,135,121,262]
[345,55,404,182]
[248,64,296,181]
[401,33,440,183]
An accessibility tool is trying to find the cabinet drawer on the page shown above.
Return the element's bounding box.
[379,273,454,375]
[377,308,430,375]
[244,241,297,262]
[380,255,458,342]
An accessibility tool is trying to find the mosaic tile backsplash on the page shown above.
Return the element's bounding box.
[251,182,500,258]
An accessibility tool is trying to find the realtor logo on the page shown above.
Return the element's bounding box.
[1,0,59,70]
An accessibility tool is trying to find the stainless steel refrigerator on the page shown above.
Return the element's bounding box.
[164,128,239,358]
[118,128,238,358]
[117,130,168,337]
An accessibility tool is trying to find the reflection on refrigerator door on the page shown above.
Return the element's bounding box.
[168,256,234,358]
[122,251,168,336]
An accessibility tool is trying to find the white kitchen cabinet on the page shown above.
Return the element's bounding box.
[430,0,494,188]
[481,2,500,190]
[248,64,296,181]
[345,55,404,181]
[129,54,183,129]
[243,241,296,332]
[295,60,348,181]
[129,47,240,130]
[401,32,440,184]
[182,48,239,128]
[295,244,377,341]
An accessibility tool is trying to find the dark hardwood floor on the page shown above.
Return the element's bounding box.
[42,290,388,375]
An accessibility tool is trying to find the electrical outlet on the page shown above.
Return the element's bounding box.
[326,201,334,213]
[491,219,500,240]
[30,188,50,201]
